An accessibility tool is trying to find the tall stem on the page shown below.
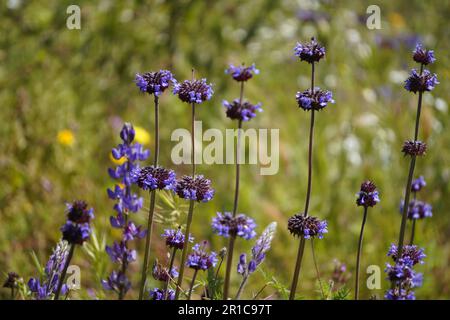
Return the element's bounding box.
[187,269,199,300]
[54,244,75,300]
[235,275,249,300]
[409,219,416,245]
[290,62,315,300]
[154,95,160,166]
[355,207,368,300]
[163,247,177,299]
[175,201,195,299]
[311,239,324,299]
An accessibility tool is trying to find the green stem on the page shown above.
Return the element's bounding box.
[289,237,305,300]
[163,247,177,299]
[311,239,324,299]
[54,244,75,300]
[187,269,198,300]
[235,274,249,300]
[355,207,368,300]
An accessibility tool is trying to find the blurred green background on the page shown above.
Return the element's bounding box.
[1,0,449,299]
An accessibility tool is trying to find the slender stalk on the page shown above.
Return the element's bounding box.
[235,275,249,300]
[187,269,199,300]
[54,244,75,300]
[355,207,368,300]
[409,192,417,245]
[163,247,177,299]
[311,239,324,299]
[223,81,245,299]
[290,62,315,300]
[154,95,160,166]
[252,284,268,300]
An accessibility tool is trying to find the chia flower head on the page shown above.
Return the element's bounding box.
[385,288,415,300]
[404,69,438,93]
[412,44,436,65]
[385,262,414,283]
[287,214,328,239]
[149,288,175,300]
[175,175,215,202]
[173,78,213,104]
[411,176,426,192]
[296,88,334,111]
[61,221,91,245]
[225,63,259,82]
[66,200,94,224]
[3,272,20,289]
[152,260,178,282]
[211,212,257,240]
[356,180,380,208]
[402,140,427,157]
[135,70,174,96]
[161,228,193,250]
[400,199,432,220]
[186,242,218,271]
[387,243,425,266]
[101,271,131,294]
[294,37,326,63]
[223,99,263,122]
[132,166,177,191]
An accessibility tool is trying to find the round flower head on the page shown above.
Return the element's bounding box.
[356,180,380,208]
[132,166,177,191]
[225,63,259,82]
[404,69,438,93]
[223,99,263,122]
[161,228,193,250]
[175,175,215,202]
[149,288,175,300]
[296,88,334,111]
[294,37,326,63]
[387,243,425,266]
[402,140,427,157]
[66,200,94,224]
[135,70,174,96]
[287,214,328,239]
[400,199,432,220]
[173,78,213,104]
[186,242,218,271]
[152,261,178,282]
[61,221,91,245]
[413,44,436,65]
[385,262,414,283]
[385,288,415,300]
[411,176,426,192]
[211,212,257,240]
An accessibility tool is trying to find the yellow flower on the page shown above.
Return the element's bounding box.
[109,152,127,165]
[134,126,151,145]
[57,129,75,146]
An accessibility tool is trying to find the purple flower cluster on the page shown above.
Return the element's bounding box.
[135,70,175,96]
[400,199,433,220]
[385,244,425,300]
[225,63,259,82]
[132,166,177,191]
[411,176,426,192]
[149,288,175,300]
[356,181,380,208]
[413,44,436,65]
[238,222,276,276]
[223,99,263,122]
[402,140,427,157]
[295,88,334,111]
[152,261,179,282]
[404,69,438,93]
[102,123,149,297]
[186,242,218,271]
[175,175,215,202]
[28,241,69,300]
[162,228,193,250]
[287,214,328,239]
[294,38,326,63]
[173,78,213,104]
[61,200,94,245]
[211,212,257,240]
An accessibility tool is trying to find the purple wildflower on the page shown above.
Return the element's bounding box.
[131,166,177,191]
[287,214,328,239]
[294,38,326,63]
[61,221,91,245]
[152,261,179,282]
[175,175,215,202]
[162,228,193,250]
[402,140,427,157]
[400,199,432,220]
[413,44,435,65]
[385,288,415,300]
[225,63,259,82]
[223,99,263,122]
[135,70,174,96]
[149,288,175,300]
[211,212,257,240]
[101,271,131,294]
[411,176,426,192]
[186,242,218,271]
[123,221,147,241]
[387,244,425,266]
[105,241,137,264]
[296,88,334,111]
[3,272,20,289]
[404,69,438,93]
[66,200,94,224]
[173,78,213,104]
[356,180,380,208]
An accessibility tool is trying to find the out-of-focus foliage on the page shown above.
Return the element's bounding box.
[0,0,449,299]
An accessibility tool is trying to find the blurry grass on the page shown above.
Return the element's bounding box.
[0,0,449,299]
